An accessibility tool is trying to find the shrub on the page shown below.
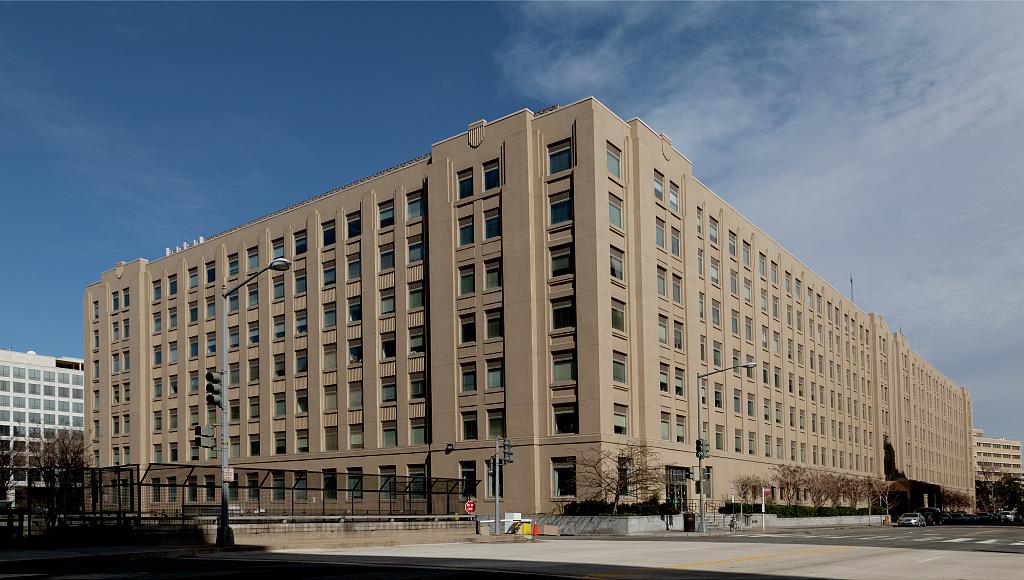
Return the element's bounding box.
[718,502,885,518]
[562,496,677,516]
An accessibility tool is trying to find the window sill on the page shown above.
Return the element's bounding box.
[546,168,572,182]
[547,221,573,234]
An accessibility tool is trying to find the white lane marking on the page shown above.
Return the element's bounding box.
[943,538,971,542]
[976,539,999,544]
[918,556,944,563]
[1011,542,1024,546]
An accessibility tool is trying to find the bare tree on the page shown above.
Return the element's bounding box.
[731,474,767,506]
[574,440,665,509]
[837,475,870,509]
[867,478,899,516]
[802,470,833,509]
[824,473,843,507]
[770,465,804,505]
[28,429,90,528]
[942,487,972,512]
[0,439,24,505]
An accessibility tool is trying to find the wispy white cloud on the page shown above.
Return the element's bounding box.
[0,46,212,243]
[498,2,1024,438]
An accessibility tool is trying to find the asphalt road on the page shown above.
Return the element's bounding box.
[3,527,1022,580]
[636,524,1024,554]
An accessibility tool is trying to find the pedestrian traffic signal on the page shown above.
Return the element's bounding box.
[205,370,223,408]
[503,438,513,464]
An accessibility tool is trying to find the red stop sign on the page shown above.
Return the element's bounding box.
[465,500,476,514]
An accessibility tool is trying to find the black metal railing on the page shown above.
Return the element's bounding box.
[1,463,475,537]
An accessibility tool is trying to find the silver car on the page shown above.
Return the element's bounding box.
[896,512,927,527]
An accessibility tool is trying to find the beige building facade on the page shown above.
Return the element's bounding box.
[84,98,975,513]
[973,429,1022,480]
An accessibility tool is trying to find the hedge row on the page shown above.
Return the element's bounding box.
[562,497,677,516]
[718,502,886,518]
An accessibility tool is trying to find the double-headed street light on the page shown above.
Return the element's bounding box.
[696,361,756,533]
[215,256,291,546]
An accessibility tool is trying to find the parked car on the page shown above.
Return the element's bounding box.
[896,513,927,527]
[997,511,1015,523]
[914,507,942,526]
[975,512,999,524]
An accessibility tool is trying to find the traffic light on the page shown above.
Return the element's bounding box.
[205,370,223,408]
[503,438,513,464]
[695,439,708,459]
[193,425,215,449]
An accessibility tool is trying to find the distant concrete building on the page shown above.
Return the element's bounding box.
[0,349,86,500]
[973,429,1022,480]
[83,97,976,513]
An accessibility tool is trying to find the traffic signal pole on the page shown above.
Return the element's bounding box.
[494,437,501,535]
[696,375,705,533]
[217,284,233,547]
[211,257,290,548]
[696,362,755,534]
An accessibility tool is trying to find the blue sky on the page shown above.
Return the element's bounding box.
[1,2,1022,440]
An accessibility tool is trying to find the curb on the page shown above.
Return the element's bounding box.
[0,545,241,564]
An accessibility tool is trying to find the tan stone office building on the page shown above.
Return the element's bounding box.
[84,97,975,513]
[974,429,1022,480]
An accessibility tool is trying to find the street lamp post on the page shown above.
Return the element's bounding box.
[696,361,756,533]
[216,256,291,547]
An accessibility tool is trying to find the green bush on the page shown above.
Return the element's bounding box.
[562,496,676,516]
[718,502,885,518]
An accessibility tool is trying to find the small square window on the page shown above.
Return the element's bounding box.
[458,169,473,199]
[548,141,571,174]
[379,201,395,229]
[483,161,500,190]
[484,210,501,239]
[458,217,474,246]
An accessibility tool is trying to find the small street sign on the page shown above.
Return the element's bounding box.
[465,500,477,514]
[223,466,235,483]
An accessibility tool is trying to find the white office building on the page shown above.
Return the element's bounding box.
[0,349,86,501]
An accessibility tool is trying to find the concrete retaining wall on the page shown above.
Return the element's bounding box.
[766,514,887,528]
[532,513,887,535]
[533,515,670,535]
[190,516,478,546]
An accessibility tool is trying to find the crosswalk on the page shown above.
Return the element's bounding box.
[729,532,1024,546]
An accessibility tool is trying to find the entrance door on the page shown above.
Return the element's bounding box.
[665,466,689,512]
